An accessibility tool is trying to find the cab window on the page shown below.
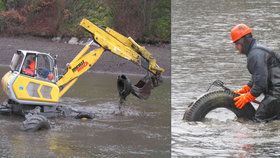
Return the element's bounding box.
[37,54,54,81]
[10,51,24,72]
[21,54,36,77]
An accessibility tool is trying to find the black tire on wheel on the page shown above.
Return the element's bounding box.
[75,112,94,119]
[21,114,50,132]
[183,90,256,121]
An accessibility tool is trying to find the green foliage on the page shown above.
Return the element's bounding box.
[0,0,5,32]
[0,0,5,11]
[59,0,113,37]
[0,0,170,43]
[0,16,5,32]
[108,0,170,43]
[147,0,171,42]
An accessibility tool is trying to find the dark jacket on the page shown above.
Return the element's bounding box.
[246,41,280,98]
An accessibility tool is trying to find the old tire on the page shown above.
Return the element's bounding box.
[75,112,94,119]
[183,90,256,121]
[21,114,50,132]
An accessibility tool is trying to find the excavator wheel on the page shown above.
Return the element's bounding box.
[183,90,256,121]
[0,101,12,115]
[21,114,50,132]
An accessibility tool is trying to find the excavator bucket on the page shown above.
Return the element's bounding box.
[117,74,160,102]
[132,75,153,100]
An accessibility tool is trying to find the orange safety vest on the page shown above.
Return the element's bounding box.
[23,60,35,76]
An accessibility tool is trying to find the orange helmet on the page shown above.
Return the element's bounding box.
[48,73,54,80]
[230,24,252,43]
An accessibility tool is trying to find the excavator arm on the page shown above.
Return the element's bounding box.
[56,43,105,97]
[57,18,164,100]
[79,18,164,76]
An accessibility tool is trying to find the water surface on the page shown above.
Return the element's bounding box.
[0,66,171,158]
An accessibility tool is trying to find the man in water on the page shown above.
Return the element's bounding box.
[231,23,280,122]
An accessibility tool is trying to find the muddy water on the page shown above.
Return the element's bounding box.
[172,0,280,157]
[0,66,170,158]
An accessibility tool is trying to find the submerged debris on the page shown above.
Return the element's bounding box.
[117,75,133,104]
[117,74,157,103]
[74,112,94,119]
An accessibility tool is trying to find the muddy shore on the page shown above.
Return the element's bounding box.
[0,36,170,76]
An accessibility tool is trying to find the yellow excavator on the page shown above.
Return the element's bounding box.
[0,19,164,131]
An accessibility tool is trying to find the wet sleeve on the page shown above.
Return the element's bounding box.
[247,76,253,87]
[248,52,268,97]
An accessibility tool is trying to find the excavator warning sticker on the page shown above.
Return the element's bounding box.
[72,60,89,72]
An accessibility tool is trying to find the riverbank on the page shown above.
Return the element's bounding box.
[0,36,170,76]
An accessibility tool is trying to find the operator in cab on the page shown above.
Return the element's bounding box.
[22,56,36,76]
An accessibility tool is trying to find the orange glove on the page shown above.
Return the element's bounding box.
[234,92,256,109]
[234,85,251,95]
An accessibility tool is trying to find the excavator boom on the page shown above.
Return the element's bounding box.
[55,19,164,99]
[80,18,164,76]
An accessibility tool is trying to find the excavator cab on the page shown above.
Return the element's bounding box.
[2,50,60,105]
[10,50,57,81]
